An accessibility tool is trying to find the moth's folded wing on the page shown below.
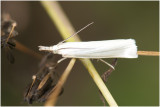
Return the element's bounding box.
[58,39,131,49]
[58,39,138,58]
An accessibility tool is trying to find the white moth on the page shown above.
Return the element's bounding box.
[38,22,138,60]
[39,39,138,59]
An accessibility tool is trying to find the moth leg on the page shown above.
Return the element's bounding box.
[98,58,118,105]
[99,59,115,70]
[101,58,117,82]
[57,57,67,64]
[98,90,106,106]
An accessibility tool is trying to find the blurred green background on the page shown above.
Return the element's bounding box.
[1,1,159,106]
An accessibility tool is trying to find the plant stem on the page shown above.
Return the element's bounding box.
[40,1,118,106]
[80,59,118,106]
[138,51,160,56]
[45,58,76,106]
[40,1,80,42]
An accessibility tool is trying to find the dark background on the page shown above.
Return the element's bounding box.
[1,1,159,106]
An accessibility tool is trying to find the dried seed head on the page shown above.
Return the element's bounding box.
[1,13,18,64]
[24,53,63,104]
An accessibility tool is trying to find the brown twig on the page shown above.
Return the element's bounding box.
[138,51,160,56]
[15,40,43,59]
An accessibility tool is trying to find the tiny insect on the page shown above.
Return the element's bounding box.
[39,22,138,67]
[39,39,137,58]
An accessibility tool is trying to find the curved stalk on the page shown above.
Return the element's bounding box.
[40,1,118,106]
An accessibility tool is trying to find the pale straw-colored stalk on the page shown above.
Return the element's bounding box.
[40,1,118,106]
[45,58,76,106]
[138,51,160,56]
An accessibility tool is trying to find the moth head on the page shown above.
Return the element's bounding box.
[38,45,57,54]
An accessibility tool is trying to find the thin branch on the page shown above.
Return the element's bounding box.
[138,51,160,56]
[15,40,43,59]
[44,58,76,106]
[40,1,118,106]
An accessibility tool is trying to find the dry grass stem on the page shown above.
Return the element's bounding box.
[40,1,80,42]
[44,58,76,106]
[138,51,160,56]
[81,59,118,106]
[41,1,118,106]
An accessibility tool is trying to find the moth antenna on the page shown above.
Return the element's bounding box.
[59,22,94,44]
